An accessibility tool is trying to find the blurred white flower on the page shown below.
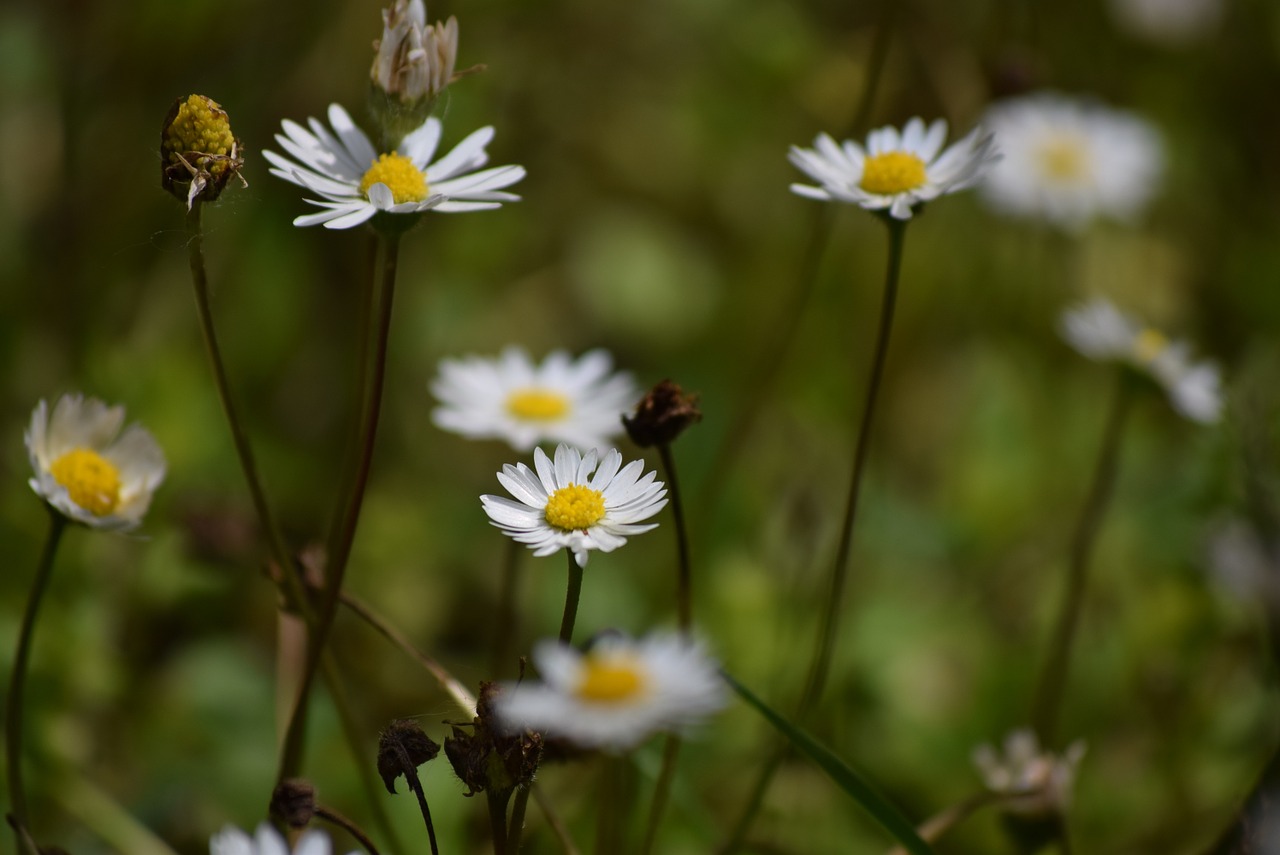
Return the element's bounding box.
[264,104,524,229]
[371,0,457,106]
[1060,297,1223,423]
[481,444,666,568]
[973,729,1086,817]
[431,347,638,452]
[789,117,998,220]
[1207,518,1280,608]
[210,823,354,855]
[1108,0,1223,45]
[980,93,1163,231]
[26,394,166,531]
[493,632,726,750]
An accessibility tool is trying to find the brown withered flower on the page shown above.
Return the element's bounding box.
[622,379,702,448]
[269,778,318,829]
[444,682,542,797]
[160,94,246,210]
[377,718,441,795]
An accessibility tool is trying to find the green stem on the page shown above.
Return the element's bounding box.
[638,735,682,855]
[532,785,579,855]
[6,511,66,854]
[1031,370,1134,744]
[722,218,908,853]
[657,443,693,633]
[559,551,585,645]
[489,789,512,855]
[507,786,533,854]
[493,537,522,676]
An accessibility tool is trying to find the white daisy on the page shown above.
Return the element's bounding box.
[263,103,525,229]
[980,93,1163,230]
[431,347,639,452]
[493,632,727,750]
[26,394,166,532]
[210,823,355,855]
[481,444,667,568]
[1108,0,1223,45]
[1061,297,1223,423]
[972,729,1086,817]
[789,117,999,220]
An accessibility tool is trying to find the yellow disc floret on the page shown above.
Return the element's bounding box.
[1133,328,1169,364]
[859,151,928,195]
[507,389,571,422]
[544,484,606,532]
[360,153,429,204]
[575,654,649,703]
[1037,137,1089,182]
[49,448,122,517]
[163,95,236,171]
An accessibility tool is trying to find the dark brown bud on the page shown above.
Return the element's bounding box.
[270,778,318,828]
[377,718,440,795]
[622,379,702,448]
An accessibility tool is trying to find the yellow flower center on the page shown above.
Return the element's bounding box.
[49,448,122,516]
[360,153,429,204]
[859,151,928,195]
[506,389,571,422]
[163,95,236,165]
[575,654,648,703]
[1037,138,1088,182]
[1133,328,1169,364]
[544,484,606,532]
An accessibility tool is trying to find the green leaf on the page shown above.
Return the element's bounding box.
[722,670,936,855]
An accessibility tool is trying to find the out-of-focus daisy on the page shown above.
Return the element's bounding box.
[493,632,726,750]
[264,104,524,229]
[481,444,667,568]
[1061,297,1222,423]
[972,729,1086,817]
[209,823,355,855]
[1108,0,1223,45]
[789,117,998,220]
[26,394,166,532]
[431,347,638,452]
[980,93,1163,230]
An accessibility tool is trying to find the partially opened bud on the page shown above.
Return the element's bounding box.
[160,94,245,210]
[369,0,470,147]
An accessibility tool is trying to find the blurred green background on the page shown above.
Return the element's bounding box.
[3,0,1280,851]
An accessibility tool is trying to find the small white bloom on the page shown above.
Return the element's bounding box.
[481,444,667,568]
[210,822,354,855]
[1060,297,1223,423]
[431,347,639,452]
[972,729,1086,817]
[1108,0,1223,45]
[789,117,998,220]
[980,93,1163,230]
[264,104,525,229]
[26,394,166,532]
[493,632,727,750]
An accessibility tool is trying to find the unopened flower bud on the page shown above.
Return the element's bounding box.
[160,94,245,210]
[622,380,702,447]
[377,718,441,795]
[269,778,318,829]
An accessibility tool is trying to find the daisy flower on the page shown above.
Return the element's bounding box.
[431,347,639,452]
[979,93,1163,230]
[26,394,166,532]
[1061,297,1223,423]
[972,729,1086,817]
[481,444,667,568]
[493,632,727,750]
[789,117,999,220]
[263,103,525,229]
[210,823,356,855]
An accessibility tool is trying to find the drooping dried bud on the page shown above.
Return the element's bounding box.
[269,778,318,829]
[377,718,441,795]
[160,94,246,210]
[622,379,703,447]
[444,682,542,797]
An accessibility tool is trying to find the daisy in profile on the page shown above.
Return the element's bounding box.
[210,823,355,855]
[26,394,166,531]
[980,93,1163,231]
[789,117,998,220]
[973,729,1086,817]
[493,632,727,750]
[264,104,524,229]
[481,444,666,568]
[431,347,639,452]
[1061,298,1222,423]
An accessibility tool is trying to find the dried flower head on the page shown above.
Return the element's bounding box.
[161,94,246,210]
[269,778,318,829]
[377,718,441,795]
[444,682,542,797]
[623,379,702,447]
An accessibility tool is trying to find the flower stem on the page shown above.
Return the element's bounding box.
[657,443,693,634]
[638,735,682,855]
[493,538,523,676]
[532,785,580,855]
[559,552,585,645]
[1031,369,1134,744]
[722,218,908,853]
[5,511,65,854]
[489,789,512,855]
[507,785,533,854]
[315,804,382,855]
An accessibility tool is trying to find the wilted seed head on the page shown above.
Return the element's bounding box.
[622,379,703,447]
[269,778,318,829]
[161,94,245,210]
[444,682,542,797]
[377,718,441,795]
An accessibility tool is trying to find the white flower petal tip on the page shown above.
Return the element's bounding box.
[26,393,166,532]
[264,104,524,229]
[972,729,1086,817]
[788,117,1000,220]
[431,347,639,452]
[978,92,1163,231]
[1059,297,1223,424]
[492,632,728,750]
[480,444,667,566]
[209,822,358,855]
